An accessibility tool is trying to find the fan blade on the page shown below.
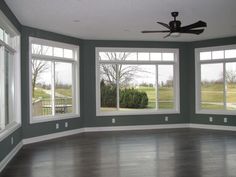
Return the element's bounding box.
[141,30,170,33]
[163,33,171,38]
[157,22,170,29]
[181,21,207,31]
[180,29,205,35]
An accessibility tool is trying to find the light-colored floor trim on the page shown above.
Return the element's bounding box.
[189,123,236,131]
[23,128,85,145]
[23,124,189,145]
[0,141,23,173]
[84,123,189,132]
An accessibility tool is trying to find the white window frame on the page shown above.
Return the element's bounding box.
[0,10,21,141]
[195,44,236,115]
[96,47,180,116]
[29,37,80,124]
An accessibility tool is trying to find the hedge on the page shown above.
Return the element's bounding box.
[101,81,148,108]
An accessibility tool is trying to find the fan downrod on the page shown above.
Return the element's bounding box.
[171,12,179,19]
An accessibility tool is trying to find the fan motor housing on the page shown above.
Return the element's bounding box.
[169,20,181,31]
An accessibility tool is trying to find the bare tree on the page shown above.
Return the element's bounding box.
[226,69,236,83]
[100,52,143,87]
[32,59,49,97]
[31,45,50,97]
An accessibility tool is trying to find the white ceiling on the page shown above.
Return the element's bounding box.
[5,0,236,41]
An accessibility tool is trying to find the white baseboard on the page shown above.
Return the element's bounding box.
[23,123,189,144]
[84,123,189,132]
[0,141,23,173]
[23,128,85,145]
[189,123,236,131]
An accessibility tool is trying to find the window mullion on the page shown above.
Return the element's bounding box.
[156,64,159,110]
[52,61,55,116]
[223,62,227,110]
[116,64,120,110]
[0,47,6,129]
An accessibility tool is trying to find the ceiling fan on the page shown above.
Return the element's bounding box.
[141,12,207,38]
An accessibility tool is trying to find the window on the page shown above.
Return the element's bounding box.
[96,48,179,116]
[0,10,21,137]
[29,37,79,123]
[195,45,236,114]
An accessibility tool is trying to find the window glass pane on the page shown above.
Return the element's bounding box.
[138,53,149,61]
[162,53,174,61]
[64,49,73,58]
[200,52,211,60]
[158,65,174,109]
[32,44,41,54]
[125,52,137,60]
[212,50,224,59]
[0,28,3,41]
[54,47,63,57]
[4,32,9,44]
[226,62,236,110]
[99,52,112,60]
[32,59,52,116]
[118,65,156,111]
[225,49,236,59]
[42,45,52,56]
[119,65,156,111]
[201,63,224,110]
[55,62,73,114]
[100,64,117,112]
[150,53,161,61]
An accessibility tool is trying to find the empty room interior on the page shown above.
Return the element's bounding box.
[1,0,236,176]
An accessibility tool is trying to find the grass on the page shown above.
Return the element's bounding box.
[201,83,236,109]
[33,88,50,99]
[137,86,173,109]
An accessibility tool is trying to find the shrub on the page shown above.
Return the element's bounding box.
[101,81,149,108]
[120,88,148,108]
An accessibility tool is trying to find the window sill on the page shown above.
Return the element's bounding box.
[30,113,80,124]
[0,123,21,142]
[97,109,180,117]
[196,110,236,115]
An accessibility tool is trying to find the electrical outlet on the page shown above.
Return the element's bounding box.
[11,137,14,145]
[56,123,59,129]
[224,117,227,123]
[112,118,116,124]
[209,117,213,122]
[65,122,68,128]
[165,116,168,122]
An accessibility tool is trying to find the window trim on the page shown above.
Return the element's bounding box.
[95,47,180,116]
[0,10,21,140]
[29,37,80,124]
[195,44,236,115]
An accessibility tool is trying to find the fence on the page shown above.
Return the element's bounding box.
[32,97,72,116]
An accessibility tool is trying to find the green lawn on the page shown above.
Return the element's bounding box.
[201,83,236,109]
[137,86,173,109]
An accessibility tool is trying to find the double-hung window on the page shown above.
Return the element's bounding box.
[96,48,179,116]
[29,37,79,123]
[195,45,236,114]
[0,10,21,137]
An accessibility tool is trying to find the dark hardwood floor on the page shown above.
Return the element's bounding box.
[1,128,236,177]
